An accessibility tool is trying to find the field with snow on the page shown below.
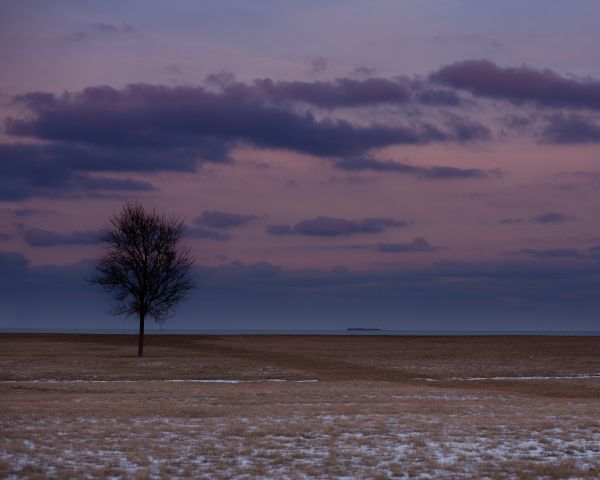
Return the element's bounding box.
[1,334,600,478]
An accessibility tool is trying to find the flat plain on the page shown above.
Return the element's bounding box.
[1,334,600,479]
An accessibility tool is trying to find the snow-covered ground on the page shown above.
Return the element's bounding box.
[3,334,600,478]
[2,387,600,479]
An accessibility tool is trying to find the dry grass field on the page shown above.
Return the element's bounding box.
[1,334,600,479]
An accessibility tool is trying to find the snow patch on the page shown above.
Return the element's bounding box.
[418,373,600,382]
[2,378,319,384]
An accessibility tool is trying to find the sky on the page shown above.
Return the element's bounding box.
[2,0,600,330]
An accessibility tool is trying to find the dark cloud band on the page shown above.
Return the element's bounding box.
[195,211,258,229]
[431,59,600,110]
[266,216,412,237]
[335,157,498,179]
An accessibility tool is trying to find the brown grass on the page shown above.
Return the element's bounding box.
[1,334,600,478]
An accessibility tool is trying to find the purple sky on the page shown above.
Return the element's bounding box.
[2,1,600,330]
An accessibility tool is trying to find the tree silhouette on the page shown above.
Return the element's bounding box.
[91,202,196,356]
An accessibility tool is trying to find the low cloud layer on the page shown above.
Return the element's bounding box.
[508,248,589,261]
[266,216,412,237]
[541,114,600,144]
[195,211,259,229]
[3,251,600,330]
[335,157,498,179]
[508,245,600,261]
[183,226,231,242]
[182,210,261,241]
[21,228,103,247]
[500,212,575,225]
[375,237,437,253]
[0,142,167,200]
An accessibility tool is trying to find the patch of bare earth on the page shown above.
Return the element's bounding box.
[1,334,600,478]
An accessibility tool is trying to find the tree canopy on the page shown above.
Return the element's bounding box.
[91,202,196,356]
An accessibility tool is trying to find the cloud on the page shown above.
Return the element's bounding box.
[375,237,437,253]
[91,22,137,36]
[431,59,600,110]
[507,248,589,261]
[0,251,28,278]
[71,175,155,192]
[589,245,600,260]
[573,171,600,179]
[4,252,600,329]
[65,22,139,43]
[246,77,412,107]
[266,216,411,237]
[501,114,535,129]
[205,71,237,89]
[183,226,231,241]
[22,228,103,247]
[2,77,497,200]
[530,212,575,224]
[0,140,212,200]
[215,72,455,111]
[195,211,258,229]
[176,257,600,330]
[446,116,491,141]
[541,114,600,143]
[416,89,462,106]
[500,212,575,225]
[6,83,476,160]
[226,76,467,108]
[193,257,600,294]
[334,156,498,179]
[8,208,56,218]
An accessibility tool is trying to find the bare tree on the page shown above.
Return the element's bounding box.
[91,202,196,357]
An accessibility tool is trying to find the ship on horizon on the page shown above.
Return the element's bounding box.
[347,327,386,332]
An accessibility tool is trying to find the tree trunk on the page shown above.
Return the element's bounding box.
[138,312,145,357]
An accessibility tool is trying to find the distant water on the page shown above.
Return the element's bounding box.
[1,328,600,336]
